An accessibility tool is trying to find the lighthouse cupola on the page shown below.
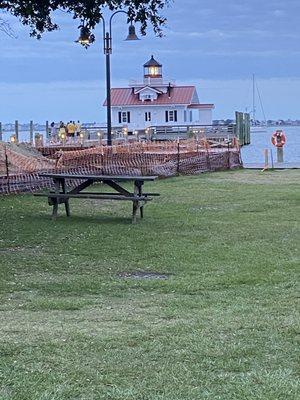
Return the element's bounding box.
[143,55,163,84]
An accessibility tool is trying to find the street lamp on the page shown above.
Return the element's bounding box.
[76,12,140,146]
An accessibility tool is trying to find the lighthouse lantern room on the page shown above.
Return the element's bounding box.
[144,55,162,80]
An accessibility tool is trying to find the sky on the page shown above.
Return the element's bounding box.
[0,0,300,123]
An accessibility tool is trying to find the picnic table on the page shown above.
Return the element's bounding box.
[34,173,159,223]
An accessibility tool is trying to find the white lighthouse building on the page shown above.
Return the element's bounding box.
[104,56,214,132]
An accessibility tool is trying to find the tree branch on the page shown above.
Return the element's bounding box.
[0,16,16,38]
[0,1,170,41]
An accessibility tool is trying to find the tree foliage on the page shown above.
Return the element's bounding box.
[0,0,170,40]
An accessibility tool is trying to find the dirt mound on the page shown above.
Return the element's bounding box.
[0,142,55,175]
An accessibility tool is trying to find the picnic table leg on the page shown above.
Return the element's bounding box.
[135,180,145,219]
[52,178,60,219]
[132,180,140,223]
[52,201,58,219]
[132,200,138,224]
[61,178,70,217]
[140,202,144,219]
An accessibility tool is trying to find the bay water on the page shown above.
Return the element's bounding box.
[241,126,300,164]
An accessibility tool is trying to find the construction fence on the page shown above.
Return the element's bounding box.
[0,140,242,195]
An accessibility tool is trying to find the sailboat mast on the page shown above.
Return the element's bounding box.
[252,73,256,122]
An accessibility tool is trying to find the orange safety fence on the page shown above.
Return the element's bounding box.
[0,140,242,195]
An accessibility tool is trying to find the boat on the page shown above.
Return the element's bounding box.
[250,74,267,133]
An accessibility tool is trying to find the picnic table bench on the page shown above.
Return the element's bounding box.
[34,173,159,223]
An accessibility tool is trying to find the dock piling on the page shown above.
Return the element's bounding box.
[30,121,34,145]
[46,121,49,141]
[15,120,19,142]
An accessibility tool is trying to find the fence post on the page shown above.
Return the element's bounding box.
[4,145,10,193]
[227,142,231,169]
[264,149,269,170]
[206,146,211,171]
[270,148,274,169]
[30,120,34,145]
[177,139,180,174]
[15,120,19,142]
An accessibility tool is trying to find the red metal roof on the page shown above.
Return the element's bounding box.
[188,104,215,109]
[104,86,201,107]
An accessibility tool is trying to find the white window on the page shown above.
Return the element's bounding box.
[118,111,131,124]
[122,112,128,123]
[145,112,151,122]
[166,110,177,122]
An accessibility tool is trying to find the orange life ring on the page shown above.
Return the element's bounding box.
[271,130,286,147]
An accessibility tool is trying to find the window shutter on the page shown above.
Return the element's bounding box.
[165,111,169,122]
[127,112,130,123]
[118,112,122,124]
[145,112,147,122]
[174,110,178,122]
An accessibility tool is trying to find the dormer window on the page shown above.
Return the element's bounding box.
[141,94,153,102]
[135,86,161,102]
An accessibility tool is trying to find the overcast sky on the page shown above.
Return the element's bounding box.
[0,0,299,123]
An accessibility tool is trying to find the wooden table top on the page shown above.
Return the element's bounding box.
[39,173,158,182]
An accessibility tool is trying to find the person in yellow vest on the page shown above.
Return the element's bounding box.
[67,121,76,141]
[75,120,82,140]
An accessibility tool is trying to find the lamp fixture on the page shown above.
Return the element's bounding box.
[125,23,140,41]
[76,25,95,48]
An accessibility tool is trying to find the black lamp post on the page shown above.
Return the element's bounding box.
[76,12,140,146]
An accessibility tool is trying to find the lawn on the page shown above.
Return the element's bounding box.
[0,169,299,400]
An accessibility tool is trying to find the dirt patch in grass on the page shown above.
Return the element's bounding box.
[0,245,44,255]
[118,271,172,280]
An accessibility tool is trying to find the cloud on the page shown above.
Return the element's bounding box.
[1,0,300,120]
[167,28,300,41]
[273,9,286,17]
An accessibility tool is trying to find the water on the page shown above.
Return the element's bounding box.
[241,126,300,164]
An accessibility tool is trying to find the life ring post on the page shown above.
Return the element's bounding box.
[277,147,284,163]
[262,148,269,171]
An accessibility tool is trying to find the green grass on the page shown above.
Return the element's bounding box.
[0,169,299,400]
